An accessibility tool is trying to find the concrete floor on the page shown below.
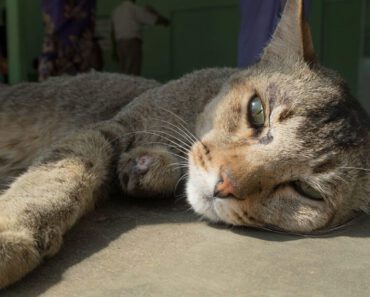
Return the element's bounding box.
[2,198,370,297]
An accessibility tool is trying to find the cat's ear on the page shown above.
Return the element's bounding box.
[261,0,316,65]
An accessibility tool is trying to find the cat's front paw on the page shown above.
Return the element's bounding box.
[0,228,41,289]
[118,146,183,198]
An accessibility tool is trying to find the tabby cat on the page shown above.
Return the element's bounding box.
[0,0,369,289]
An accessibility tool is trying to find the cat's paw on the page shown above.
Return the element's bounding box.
[0,215,64,289]
[118,146,183,198]
[0,228,41,289]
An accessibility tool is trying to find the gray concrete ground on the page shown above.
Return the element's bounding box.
[2,198,370,297]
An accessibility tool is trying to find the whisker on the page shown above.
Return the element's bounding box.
[165,164,188,171]
[339,167,370,173]
[149,117,196,148]
[163,150,188,162]
[156,106,200,143]
[100,130,143,145]
[140,129,192,152]
[174,173,189,194]
[128,130,190,155]
[145,128,193,151]
[156,106,189,126]
[168,160,188,166]
[166,162,188,168]
[139,129,191,150]
[175,192,188,203]
[109,129,190,155]
[133,141,189,162]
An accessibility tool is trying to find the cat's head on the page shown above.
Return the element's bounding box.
[187,0,370,233]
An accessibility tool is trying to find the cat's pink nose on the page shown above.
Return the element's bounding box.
[214,172,237,199]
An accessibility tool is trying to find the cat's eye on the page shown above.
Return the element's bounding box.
[293,181,324,201]
[248,96,265,128]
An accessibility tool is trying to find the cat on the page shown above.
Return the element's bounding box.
[0,0,369,289]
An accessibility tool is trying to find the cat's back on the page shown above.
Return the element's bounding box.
[0,72,160,180]
[0,72,159,125]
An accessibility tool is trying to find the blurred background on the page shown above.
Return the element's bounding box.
[0,0,369,111]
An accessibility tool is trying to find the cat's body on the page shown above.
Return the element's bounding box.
[0,73,160,183]
[0,68,237,288]
[0,68,235,191]
[0,0,369,289]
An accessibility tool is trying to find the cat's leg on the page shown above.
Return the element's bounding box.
[0,122,127,289]
[118,146,183,197]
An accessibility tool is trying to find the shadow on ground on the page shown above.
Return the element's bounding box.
[3,197,370,297]
[2,198,196,297]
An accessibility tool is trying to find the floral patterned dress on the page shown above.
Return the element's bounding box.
[38,0,102,81]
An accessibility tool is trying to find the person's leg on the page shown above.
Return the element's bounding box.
[116,39,141,75]
[117,39,128,73]
[238,0,281,68]
[125,38,142,76]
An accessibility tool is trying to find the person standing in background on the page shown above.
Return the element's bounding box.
[238,0,311,68]
[38,0,103,81]
[112,0,170,75]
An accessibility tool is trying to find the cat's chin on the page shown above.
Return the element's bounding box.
[186,164,247,226]
[186,168,220,223]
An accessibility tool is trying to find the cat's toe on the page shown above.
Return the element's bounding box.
[0,229,41,289]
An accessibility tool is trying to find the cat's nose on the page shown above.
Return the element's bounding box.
[213,172,237,199]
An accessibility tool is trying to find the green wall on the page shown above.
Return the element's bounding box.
[142,0,239,81]
[168,2,238,79]
[0,0,5,12]
[24,0,43,81]
[97,0,238,82]
[6,0,42,83]
[365,0,370,57]
[310,0,365,94]
[6,0,24,84]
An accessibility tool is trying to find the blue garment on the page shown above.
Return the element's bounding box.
[237,0,311,68]
[38,0,101,80]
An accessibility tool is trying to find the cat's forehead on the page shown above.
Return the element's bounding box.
[226,62,348,112]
